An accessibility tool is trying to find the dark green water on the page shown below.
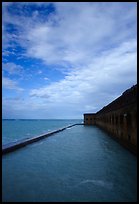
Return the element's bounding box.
[2,122,137,202]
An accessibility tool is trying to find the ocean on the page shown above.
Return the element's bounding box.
[2,119,82,145]
[2,119,137,202]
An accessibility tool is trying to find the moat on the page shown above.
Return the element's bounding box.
[2,124,137,202]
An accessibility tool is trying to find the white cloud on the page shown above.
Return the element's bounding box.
[38,70,43,74]
[2,2,137,66]
[2,62,23,75]
[29,39,137,113]
[2,77,24,91]
[44,77,49,80]
[28,3,136,65]
[2,2,137,118]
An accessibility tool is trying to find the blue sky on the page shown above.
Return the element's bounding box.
[2,2,137,119]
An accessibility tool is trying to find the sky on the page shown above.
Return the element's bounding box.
[2,2,137,119]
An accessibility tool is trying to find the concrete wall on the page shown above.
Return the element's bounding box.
[84,85,137,155]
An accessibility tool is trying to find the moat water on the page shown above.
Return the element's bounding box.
[2,120,137,202]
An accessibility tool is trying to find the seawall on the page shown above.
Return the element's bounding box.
[2,123,83,155]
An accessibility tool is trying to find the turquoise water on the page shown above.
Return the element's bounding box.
[2,120,137,202]
[2,119,82,145]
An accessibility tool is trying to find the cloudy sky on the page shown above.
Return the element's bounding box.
[2,2,137,119]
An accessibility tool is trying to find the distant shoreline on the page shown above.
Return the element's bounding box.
[2,118,82,120]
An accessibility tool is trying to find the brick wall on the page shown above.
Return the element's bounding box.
[84,85,137,154]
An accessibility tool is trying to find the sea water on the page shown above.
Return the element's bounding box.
[2,120,137,202]
[2,119,81,145]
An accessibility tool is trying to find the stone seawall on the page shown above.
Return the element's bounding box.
[2,123,83,155]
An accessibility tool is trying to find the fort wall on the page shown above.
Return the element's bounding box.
[84,85,137,155]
